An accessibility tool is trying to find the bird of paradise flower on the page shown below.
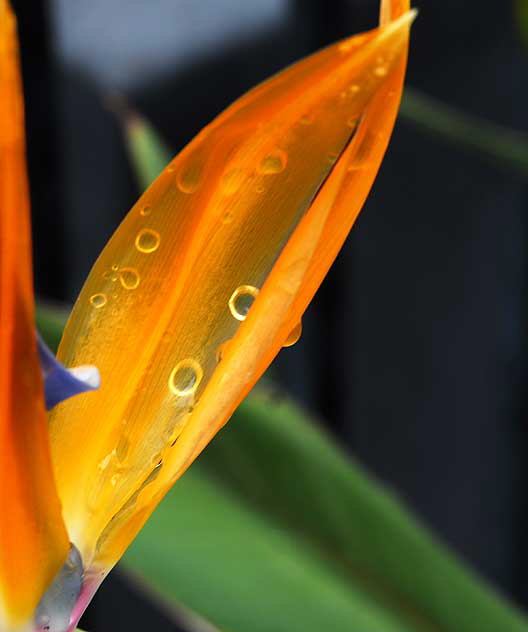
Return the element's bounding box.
[0,0,414,630]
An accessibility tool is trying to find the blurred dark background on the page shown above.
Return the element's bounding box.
[11,0,528,629]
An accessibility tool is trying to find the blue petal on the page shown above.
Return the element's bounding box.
[37,334,100,410]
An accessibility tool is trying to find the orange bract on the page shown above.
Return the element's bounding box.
[49,0,413,574]
[0,1,68,627]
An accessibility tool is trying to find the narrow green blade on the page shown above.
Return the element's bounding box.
[123,390,528,632]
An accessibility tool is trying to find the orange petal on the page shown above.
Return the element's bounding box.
[0,1,68,627]
[49,4,414,572]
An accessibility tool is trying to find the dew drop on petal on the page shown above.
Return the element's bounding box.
[374,65,388,77]
[283,321,302,347]
[327,152,338,164]
[222,211,234,225]
[176,163,201,193]
[338,35,365,53]
[111,264,119,271]
[169,359,203,396]
[221,168,243,195]
[229,285,259,321]
[216,340,231,363]
[116,437,130,462]
[135,228,160,253]
[348,84,360,94]
[119,267,140,290]
[140,205,152,216]
[258,149,287,175]
[255,184,265,194]
[90,293,107,308]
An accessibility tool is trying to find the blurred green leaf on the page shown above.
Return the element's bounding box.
[516,0,528,47]
[401,88,528,176]
[36,302,70,352]
[119,106,173,190]
[37,306,528,632]
[124,391,528,632]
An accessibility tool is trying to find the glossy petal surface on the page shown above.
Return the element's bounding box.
[49,0,413,572]
[0,1,68,626]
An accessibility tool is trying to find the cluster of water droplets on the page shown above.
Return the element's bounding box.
[86,89,371,507]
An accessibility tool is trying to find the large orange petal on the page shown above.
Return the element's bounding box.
[0,1,68,627]
[49,2,413,573]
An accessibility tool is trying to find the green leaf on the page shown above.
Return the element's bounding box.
[120,107,173,190]
[122,391,528,632]
[401,89,528,176]
[36,257,528,631]
[37,312,528,630]
[36,302,71,352]
[516,0,528,48]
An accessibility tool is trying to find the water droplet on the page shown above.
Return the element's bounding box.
[283,321,302,347]
[255,184,265,194]
[300,113,315,125]
[229,285,259,321]
[221,168,243,195]
[119,267,140,290]
[116,438,130,462]
[169,359,203,396]
[98,450,115,471]
[374,65,388,77]
[135,228,160,253]
[346,117,358,129]
[166,164,175,173]
[338,35,365,53]
[90,293,107,308]
[222,211,234,224]
[258,150,287,175]
[111,264,119,271]
[140,205,152,216]
[348,84,360,94]
[216,340,231,362]
[176,163,201,193]
[102,270,111,280]
[327,152,338,164]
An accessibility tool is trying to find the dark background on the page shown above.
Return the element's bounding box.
[12,0,528,629]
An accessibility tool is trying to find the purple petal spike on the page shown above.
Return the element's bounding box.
[37,335,100,410]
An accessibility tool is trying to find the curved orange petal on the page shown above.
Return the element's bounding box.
[0,1,68,627]
[49,2,413,574]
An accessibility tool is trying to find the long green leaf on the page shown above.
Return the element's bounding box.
[517,0,528,48]
[38,306,528,632]
[401,89,528,176]
[120,108,172,190]
[124,391,528,632]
